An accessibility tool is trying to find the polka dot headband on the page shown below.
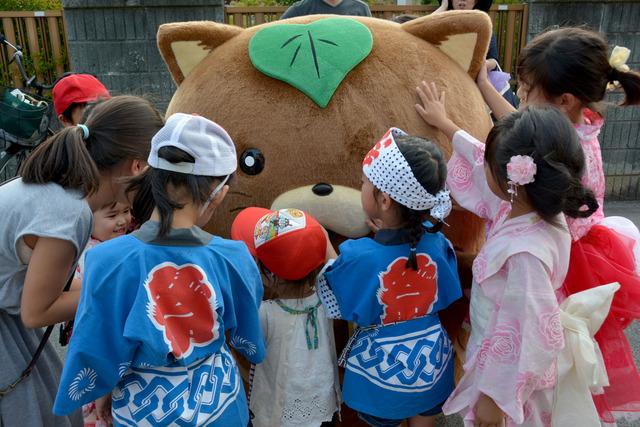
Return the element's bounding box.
[362,128,452,221]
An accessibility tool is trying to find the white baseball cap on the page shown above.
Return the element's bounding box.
[148,113,237,176]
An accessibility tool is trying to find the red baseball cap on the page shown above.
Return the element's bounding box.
[231,207,327,281]
[52,74,110,115]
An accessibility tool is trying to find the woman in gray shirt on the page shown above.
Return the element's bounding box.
[0,96,163,426]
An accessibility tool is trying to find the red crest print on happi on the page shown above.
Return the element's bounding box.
[376,254,438,325]
[362,130,394,167]
[145,262,219,358]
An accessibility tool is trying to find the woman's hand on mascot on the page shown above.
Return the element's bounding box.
[477,60,490,86]
[196,184,230,229]
[475,60,517,120]
[485,58,498,72]
[415,81,461,141]
[473,393,505,427]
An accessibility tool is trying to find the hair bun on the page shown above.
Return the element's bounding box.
[562,178,599,218]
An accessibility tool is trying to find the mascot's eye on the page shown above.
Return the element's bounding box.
[240,148,265,175]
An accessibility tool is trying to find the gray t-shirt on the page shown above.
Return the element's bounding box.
[0,178,92,314]
[281,0,372,19]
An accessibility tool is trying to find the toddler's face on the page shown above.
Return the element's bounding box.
[451,0,477,10]
[92,202,132,241]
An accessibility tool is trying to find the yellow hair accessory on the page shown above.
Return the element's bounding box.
[609,46,631,73]
[607,46,631,91]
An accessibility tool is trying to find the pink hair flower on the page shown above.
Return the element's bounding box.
[507,155,537,186]
[506,155,536,199]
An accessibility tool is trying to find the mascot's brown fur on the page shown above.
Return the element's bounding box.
[157,11,492,424]
[157,11,492,254]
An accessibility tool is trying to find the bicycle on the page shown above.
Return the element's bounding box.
[0,33,57,182]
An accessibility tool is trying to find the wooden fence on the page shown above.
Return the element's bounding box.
[0,5,525,89]
[225,4,528,72]
[0,10,68,89]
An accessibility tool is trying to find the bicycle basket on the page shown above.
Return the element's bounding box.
[0,85,49,142]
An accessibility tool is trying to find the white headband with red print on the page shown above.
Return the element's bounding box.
[362,128,452,222]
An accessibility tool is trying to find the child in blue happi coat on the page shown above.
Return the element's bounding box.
[54,113,265,427]
[318,128,462,427]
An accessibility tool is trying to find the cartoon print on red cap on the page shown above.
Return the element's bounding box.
[362,130,394,167]
[376,254,438,325]
[145,262,219,358]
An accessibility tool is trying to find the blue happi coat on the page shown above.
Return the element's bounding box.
[54,222,265,426]
[319,227,461,419]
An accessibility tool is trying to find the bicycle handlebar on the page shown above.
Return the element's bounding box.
[0,33,54,93]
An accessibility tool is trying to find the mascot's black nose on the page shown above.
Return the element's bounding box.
[312,183,333,196]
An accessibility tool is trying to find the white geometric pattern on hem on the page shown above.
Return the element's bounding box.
[111,345,241,426]
[345,324,452,393]
[363,128,452,220]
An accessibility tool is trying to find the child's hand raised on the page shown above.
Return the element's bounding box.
[415,81,461,141]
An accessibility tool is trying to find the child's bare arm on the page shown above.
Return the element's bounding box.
[415,81,461,141]
[21,237,80,328]
[69,276,82,292]
[477,62,517,120]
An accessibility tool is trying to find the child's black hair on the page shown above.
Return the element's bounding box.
[259,263,323,301]
[139,146,228,237]
[60,102,87,124]
[20,95,163,197]
[517,27,640,107]
[394,135,448,270]
[484,105,599,225]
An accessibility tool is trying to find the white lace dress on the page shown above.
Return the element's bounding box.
[250,294,340,427]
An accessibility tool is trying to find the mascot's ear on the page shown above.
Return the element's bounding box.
[157,22,243,85]
[402,10,492,79]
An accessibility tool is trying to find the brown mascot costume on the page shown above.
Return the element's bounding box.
[157,11,493,425]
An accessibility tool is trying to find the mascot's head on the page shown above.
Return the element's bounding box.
[157,11,493,254]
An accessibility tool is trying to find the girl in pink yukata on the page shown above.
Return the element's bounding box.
[426,26,640,424]
[416,80,615,427]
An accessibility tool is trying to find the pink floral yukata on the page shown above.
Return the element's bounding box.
[442,130,571,426]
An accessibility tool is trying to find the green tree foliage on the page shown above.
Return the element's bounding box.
[0,0,62,11]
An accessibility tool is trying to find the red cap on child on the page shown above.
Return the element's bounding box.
[231,207,327,281]
[52,74,110,115]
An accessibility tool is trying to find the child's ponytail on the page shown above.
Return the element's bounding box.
[20,96,163,197]
[394,136,447,271]
[610,67,640,106]
[517,27,640,108]
[19,125,100,196]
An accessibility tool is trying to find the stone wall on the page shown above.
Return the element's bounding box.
[528,0,640,200]
[62,0,224,112]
